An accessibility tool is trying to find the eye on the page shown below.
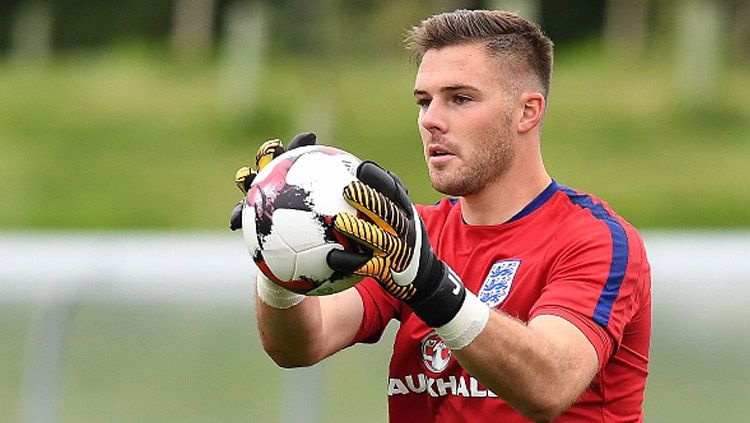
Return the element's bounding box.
[416,98,431,109]
[453,94,472,105]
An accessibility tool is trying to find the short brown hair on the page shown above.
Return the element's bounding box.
[406,9,554,98]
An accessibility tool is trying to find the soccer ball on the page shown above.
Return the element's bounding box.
[241,145,365,296]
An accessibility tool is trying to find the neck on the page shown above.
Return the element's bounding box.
[460,152,551,226]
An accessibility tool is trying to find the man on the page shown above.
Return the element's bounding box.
[237,9,651,423]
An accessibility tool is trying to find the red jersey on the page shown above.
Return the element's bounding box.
[352,181,651,422]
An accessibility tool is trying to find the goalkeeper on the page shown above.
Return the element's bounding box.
[238,9,651,423]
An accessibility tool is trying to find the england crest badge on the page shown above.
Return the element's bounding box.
[478,260,521,308]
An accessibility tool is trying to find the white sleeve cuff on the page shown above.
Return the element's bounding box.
[255,272,305,309]
[435,291,489,350]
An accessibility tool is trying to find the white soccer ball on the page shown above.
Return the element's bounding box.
[242,145,365,295]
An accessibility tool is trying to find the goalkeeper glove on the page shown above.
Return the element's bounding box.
[229,132,317,230]
[326,161,467,328]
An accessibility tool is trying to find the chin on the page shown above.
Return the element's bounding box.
[430,178,471,197]
[431,170,489,197]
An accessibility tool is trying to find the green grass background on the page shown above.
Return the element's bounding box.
[1,42,748,230]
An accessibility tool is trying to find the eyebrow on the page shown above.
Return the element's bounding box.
[413,84,480,97]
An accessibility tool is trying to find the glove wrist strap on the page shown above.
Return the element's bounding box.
[435,291,490,350]
[408,263,467,327]
[256,272,305,309]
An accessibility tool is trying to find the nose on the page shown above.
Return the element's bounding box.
[419,101,447,135]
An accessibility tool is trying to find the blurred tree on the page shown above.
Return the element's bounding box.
[0,0,621,58]
[604,0,652,61]
[365,1,435,56]
[264,0,327,55]
[675,0,725,102]
[0,0,22,52]
[730,0,750,65]
[219,0,267,118]
[171,0,217,61]
[539,0,606,44]
[51,0,172,49]
[9,0,53,65]
[490,0,541,23]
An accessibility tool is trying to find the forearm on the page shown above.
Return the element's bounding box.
[254,276,364,368]
[451,312,598,422]
[255,294,325,367]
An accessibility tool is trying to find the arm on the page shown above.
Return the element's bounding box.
[255,275,364,368]
[453,313,598,422]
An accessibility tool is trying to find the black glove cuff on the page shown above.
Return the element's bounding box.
[407,261,466,327]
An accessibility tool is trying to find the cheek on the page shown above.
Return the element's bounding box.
[473,107,510,137]
[420,134,430,158]
[417,122,430,141]
[416,112,428,132]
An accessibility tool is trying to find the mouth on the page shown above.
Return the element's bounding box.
[427,145,455,158]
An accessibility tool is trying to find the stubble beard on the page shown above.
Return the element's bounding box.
[428,115,515,197]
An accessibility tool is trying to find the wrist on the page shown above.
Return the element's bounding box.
[255,272,305,309]
[408,262,466,327]
[435,290,490,350]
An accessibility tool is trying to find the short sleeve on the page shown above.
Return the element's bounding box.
[529,215,648,370]
[351,277,402,345]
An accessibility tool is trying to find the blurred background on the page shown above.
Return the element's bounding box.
[0,0,748,421]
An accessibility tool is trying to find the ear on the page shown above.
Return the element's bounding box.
[517,92,545,134]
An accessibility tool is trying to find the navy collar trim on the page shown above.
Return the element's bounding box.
[506,180,561,223]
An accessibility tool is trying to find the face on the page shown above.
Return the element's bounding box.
[414,43,518,197]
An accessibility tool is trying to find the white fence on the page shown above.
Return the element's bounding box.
[2,230,749,422]
[4,230,748,328]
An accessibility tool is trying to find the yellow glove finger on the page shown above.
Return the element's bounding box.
[350,256,416,301]
[384,280,417,301]
[333,212,412,272]
[235,166,256,194]
[256,139,284,171]
[352,255,390,282]
[333,212,394,255]
[378,271,417,301]
[343,181,408,237]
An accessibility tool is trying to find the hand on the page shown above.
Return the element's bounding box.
[229,132,317,230]
[326,161,466,327]
[231,133,316,310]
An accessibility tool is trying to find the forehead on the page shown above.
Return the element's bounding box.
[414,43,507,92]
